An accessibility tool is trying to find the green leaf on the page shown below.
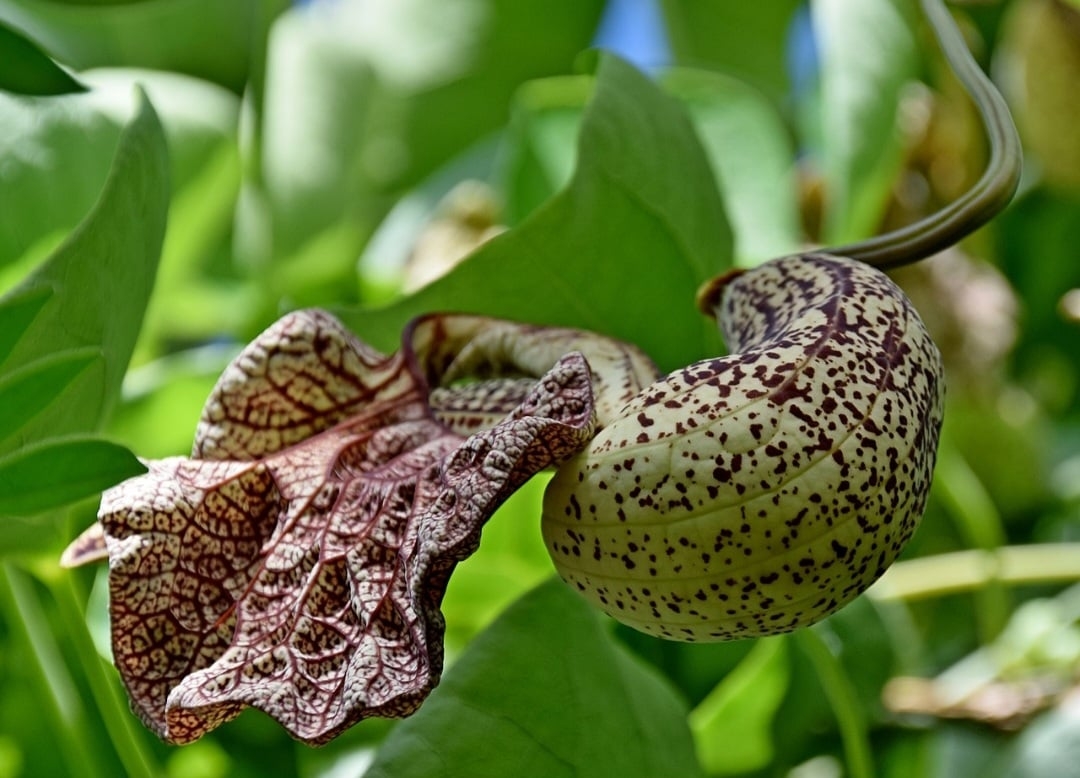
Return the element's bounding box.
[75,71,245,358]
[0,91,122,268]
[813,0,918,243]
[688,636,791,775]
[659,0,804,103]
[365,578,705,778]
[391,0,605,194]
[664,68,802,266]
[0,349,100,446]
[794,628,876,778]
[0,88,168,455]
[0,69,238,359]
[0,284,51,366]
[440,474,557,652]
[0,20,85,96]
[0,437,145,518]
[999,190,1080,416]
[254,0,605,265]
[0,67,232,277]
[501,75,590,225]
[340,54,733,372]
[80,69,241,193]
[0,0,290,93]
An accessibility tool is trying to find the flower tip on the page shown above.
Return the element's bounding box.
[59,523,108,568]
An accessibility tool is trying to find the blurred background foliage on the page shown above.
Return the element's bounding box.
[1,0,1079,776]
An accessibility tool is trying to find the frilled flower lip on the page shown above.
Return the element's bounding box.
[61,309,657,745]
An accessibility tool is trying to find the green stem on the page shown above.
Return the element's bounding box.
[932,439,1011,640]
[826,0,1022,267]
[869,544,1080,601]
[794,629,875,778]
[54,573,160,778]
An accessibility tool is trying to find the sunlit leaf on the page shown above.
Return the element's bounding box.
[500,75,589,224]
[0,69,231,276]
[0,88,168,455]
[79,69,240,193]
[0,438,146,518]
[74,70,246,358]
[255,0,604,266]
[365,579,707,778]
[0,0,290,93]
[65,308,667,744]
[0,20,85,95]
[0,94,121,268]
[813,0,918,242]
[340,54,733,373]
[689,636,791,775]
[659,0,804,103]
[664,68,802,265]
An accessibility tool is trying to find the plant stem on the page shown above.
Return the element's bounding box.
[933,439,1011,640]
[870,544,1080,601]
[826,0,1022,267]
[794,629,875,778]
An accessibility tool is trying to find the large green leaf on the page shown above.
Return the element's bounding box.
[0,285,51,365]
[340,55,733,372]
[0,20,84,95]
[664,68,801,266]
[688,636,791,775]
[659,0,804,104]
[1,69,242,401]
[80,69,240,194]
[0,89,168,456]
[0,0,289,93]
[0,438,145,518]
[79,70,244,359]
[253,0,605,268]
[0,69,237,270]
[813,0,918,243]
[0,350,100,446]
[365,579,705,778]
[500,66,801,266]
[0,90,123,267]
[500,75,589,225]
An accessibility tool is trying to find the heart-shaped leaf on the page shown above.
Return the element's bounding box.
[64,308,657,744]
[365,579,707,778]
[340,54,733,373]
[0,88,168,454]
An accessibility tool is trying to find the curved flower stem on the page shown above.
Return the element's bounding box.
[793,629,875,778]
[825,0,1022,268]
[869,544,1080,601]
